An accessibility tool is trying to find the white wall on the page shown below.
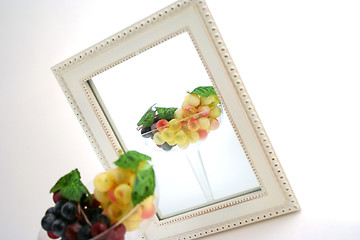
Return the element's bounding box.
[0,0,359,239]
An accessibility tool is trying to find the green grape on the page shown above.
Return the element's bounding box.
[94,188,110,204]
[166,138,177,146]
[187,131,200,143]
[94,172,114,192]
[153,132,165,145]
[209,106,221,118]
[161,128,175,142]
[175,130,188,145]
[178,139,190,149]
[174,109,184,120]
[208,95,220,107]
[198,117,210,130]
[168,119,182,132]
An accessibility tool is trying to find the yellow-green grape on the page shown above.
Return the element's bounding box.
[178,139,190,149]
[198,117,210,130]
[140,195,155,207]
[175,130,188,145]
[153,132,165,145]
[166,138,177,146]
[185,93,200,107]
[108,167,127,184]
[123,169,136,187]
[94,188,110,204]
[181,120,189,132]
[209,95,220,107]
[161,127,175,142]
[94,172,115,192]
[187,131,200,143]
[123,206,142,231]
[174,108,184,120]
[114,183,132,205]
[168,119,182,132]
[200,95,214,105]
[209,106,221,118]
[106,203,126,224]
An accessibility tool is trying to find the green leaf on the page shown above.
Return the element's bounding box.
[114,150,151,170]
[50,169,93,204]
[137,104,156,127]
[191,86,217,97]
[50,169,81,193]
[131,162,155,206]
[60,181,89,202]
[155,107,177,120]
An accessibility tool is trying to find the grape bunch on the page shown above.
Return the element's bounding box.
[93,165,156,231]
[139,87,221,150]
[41,151,156,240]
[41,190,126,240]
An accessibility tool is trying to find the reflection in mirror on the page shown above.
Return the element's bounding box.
[90,32,261,219]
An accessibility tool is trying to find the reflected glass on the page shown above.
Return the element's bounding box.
[90,32,260,219]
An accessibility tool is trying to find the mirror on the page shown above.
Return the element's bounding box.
[89,32,261,219]
[52,1,299,239]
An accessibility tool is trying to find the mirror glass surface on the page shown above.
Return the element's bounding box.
[90,32,260,219]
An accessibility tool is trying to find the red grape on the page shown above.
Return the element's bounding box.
[53,190,66,203]
[47,231,59,239]
[91,222,108,237]
[65,223,81,240]
[107,224,126,240]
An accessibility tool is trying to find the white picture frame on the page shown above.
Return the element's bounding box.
[51,0,300,239]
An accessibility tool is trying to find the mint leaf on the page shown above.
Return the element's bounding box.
[155,107,177,120]
[137,104,156,127]
[50,169,93,204]
[131,162,155,206]
[114,150,151,170]
[191,86,217,97]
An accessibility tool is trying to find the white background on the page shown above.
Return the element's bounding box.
[0,0,359,239]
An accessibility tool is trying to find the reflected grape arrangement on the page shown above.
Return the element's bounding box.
[138,86,221,151]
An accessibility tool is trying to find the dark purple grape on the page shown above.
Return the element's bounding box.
[46,207,56,216]
[141,126,153,138]
[53,190,66,203]
[51,218,67,237]
[107,224,126,240]
[55,200,67,216]
[77,225,91,240]
[154,116,160,123]
[151,123,159,135]
[61,201,78,221]
[41,213,57,231]
[161,142,173,151]
[91,214,110,227]
[91,222,108,237]
[84,207,102,222]
[65,222,81,240]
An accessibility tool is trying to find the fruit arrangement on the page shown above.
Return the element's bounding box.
[137,86,221,151]
[40,150,156,240]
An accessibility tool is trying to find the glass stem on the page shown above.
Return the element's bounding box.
[186,147,214,202]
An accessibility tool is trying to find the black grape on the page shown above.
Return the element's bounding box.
[141,126,153,138]
[60,201,78,221]
[51,218,67,237]
[41,213,57,231]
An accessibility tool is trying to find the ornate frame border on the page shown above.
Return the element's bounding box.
[52,1,300,239]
